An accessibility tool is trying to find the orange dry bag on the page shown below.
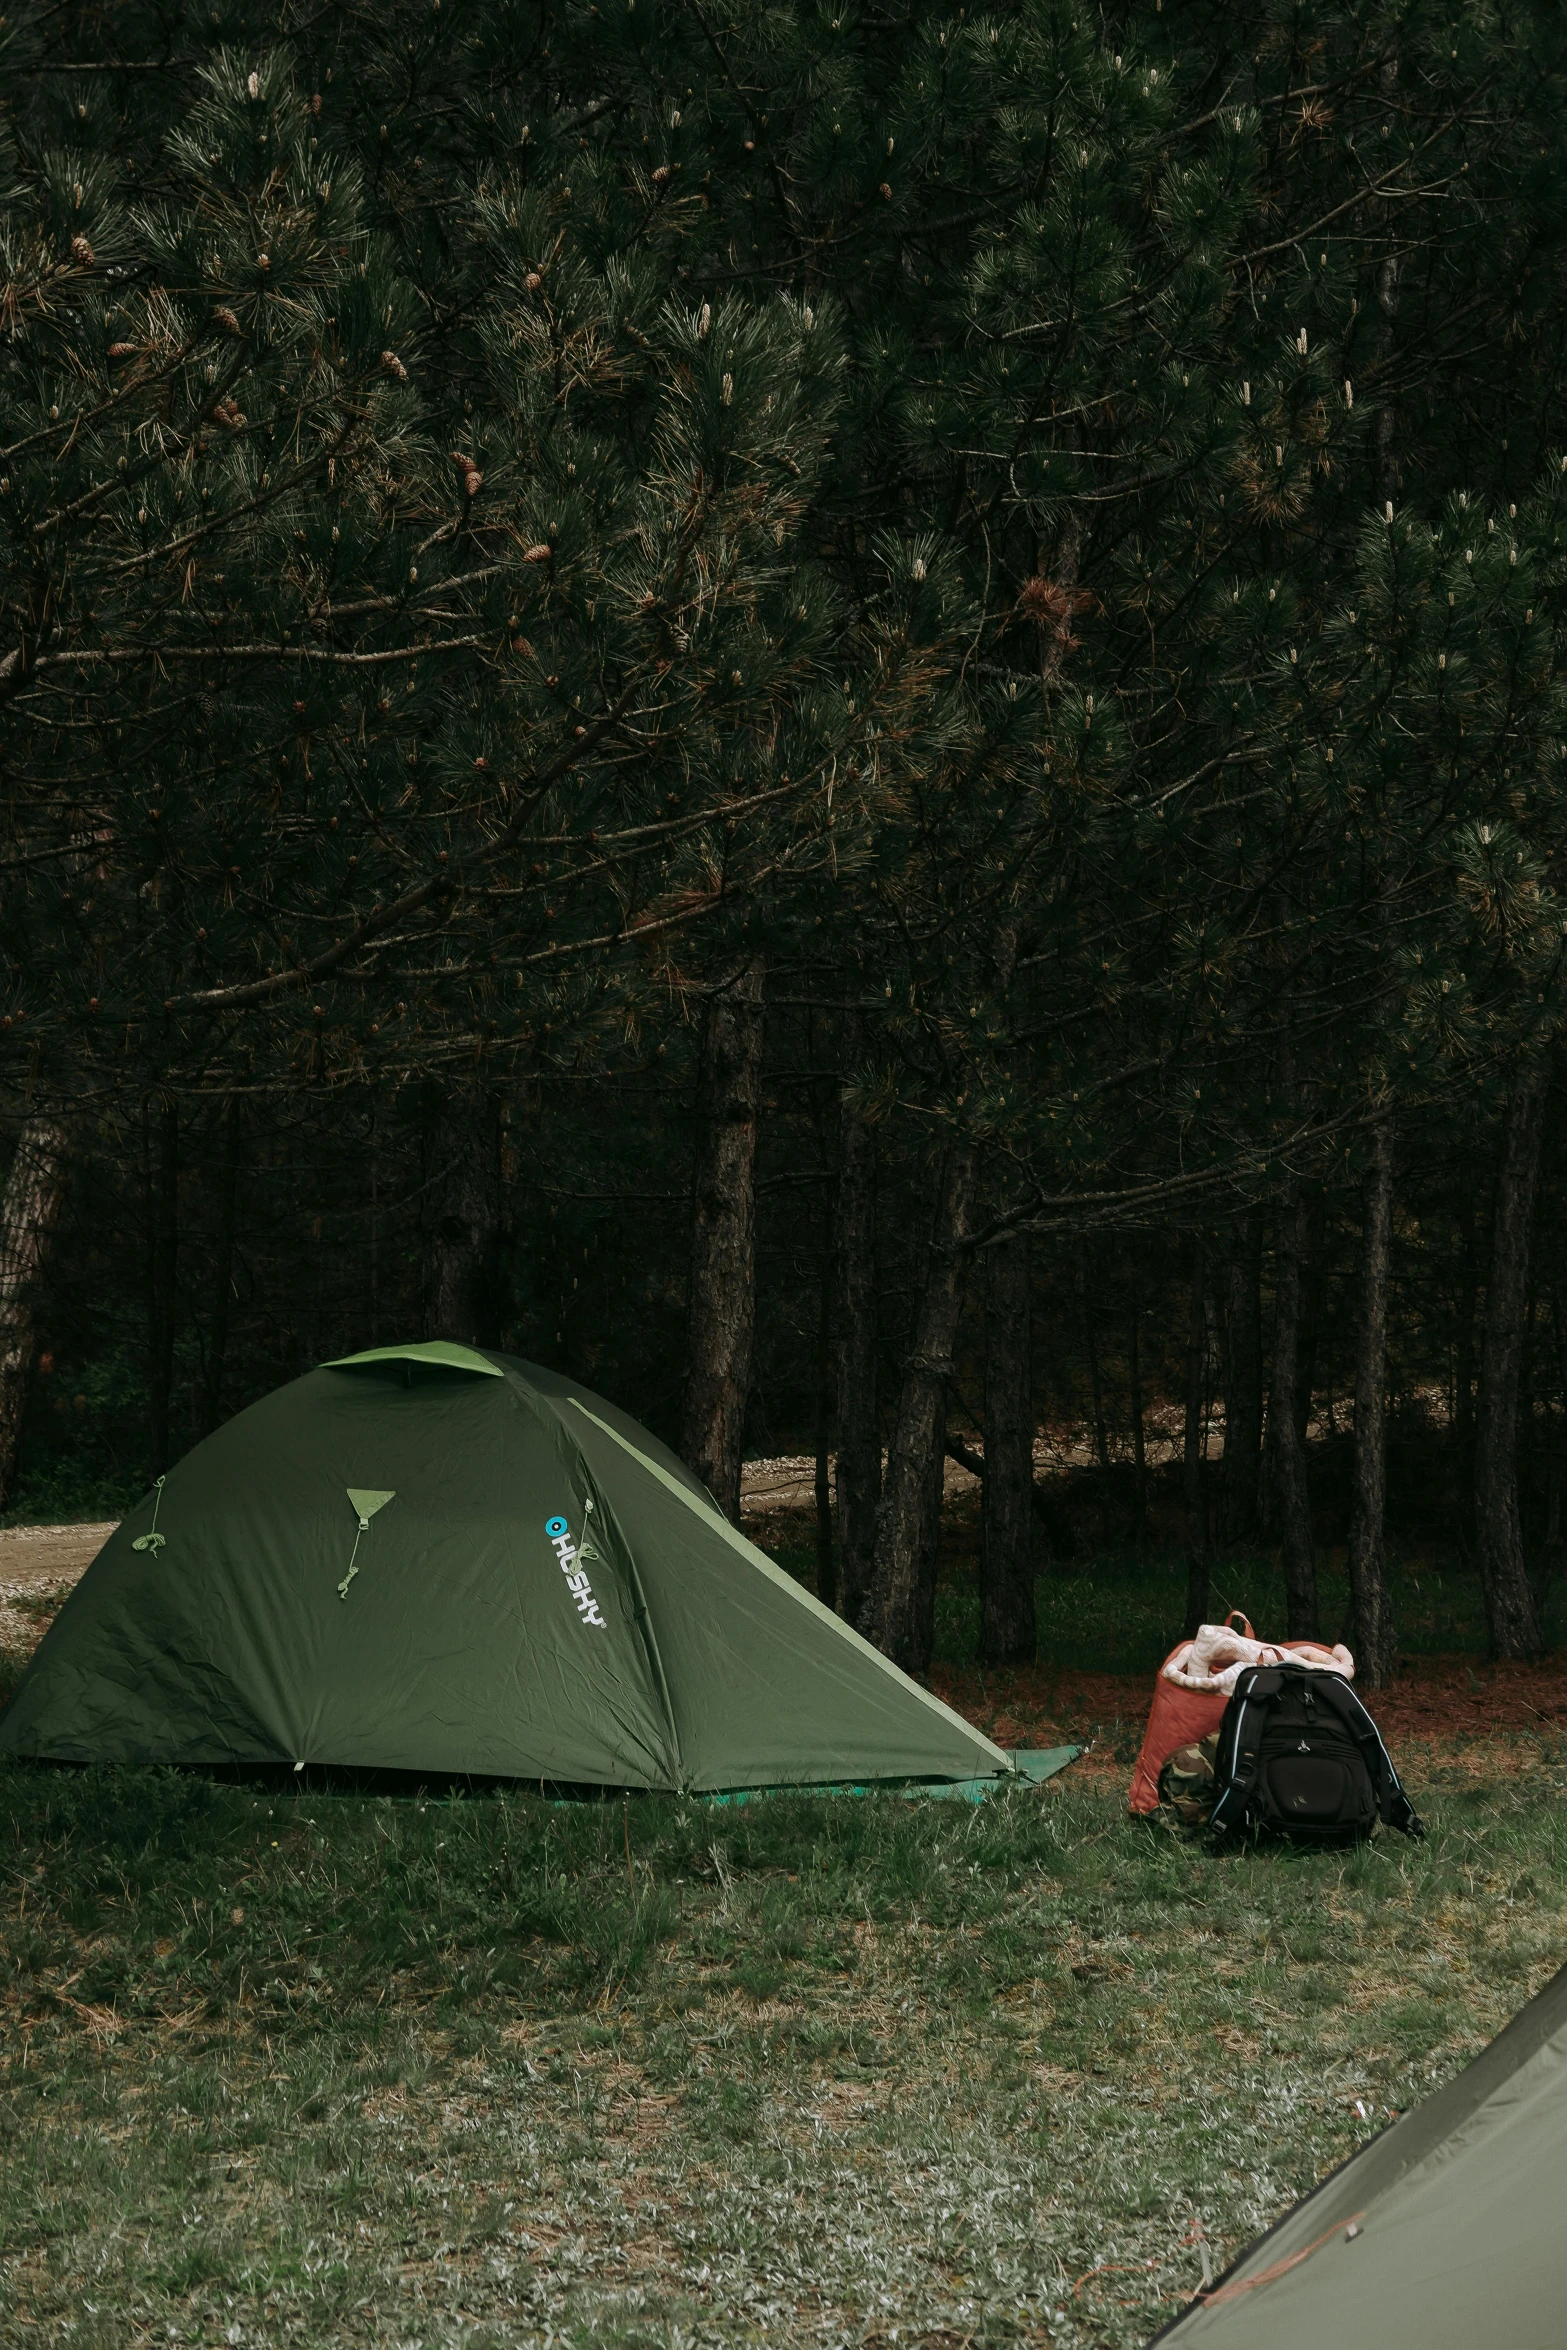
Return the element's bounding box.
[1128,1613,1252,1817]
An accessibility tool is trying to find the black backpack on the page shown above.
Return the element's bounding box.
[1207,1664,1424,1845]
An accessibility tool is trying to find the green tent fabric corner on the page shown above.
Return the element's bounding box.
[912,1743,1079,1801]
[1003,1745,1080,1785]
[702,1745,1080,1807]
[0,1347,1014,1795]
[1150,1959,1567,2350]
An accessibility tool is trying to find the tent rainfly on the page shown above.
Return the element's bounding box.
[0,1343,1024,1792]
[1150,1957,1567,2350]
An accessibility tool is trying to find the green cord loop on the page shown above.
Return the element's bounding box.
[337,1489,394,1599]
[337,1516,368,1601]
[131,1476,167,1555]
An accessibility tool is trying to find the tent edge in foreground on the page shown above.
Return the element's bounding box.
[1146,1954,1567,2346]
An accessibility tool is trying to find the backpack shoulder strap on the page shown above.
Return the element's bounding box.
[1304,1672,1426,1839]
[1207,1668,1283,1835]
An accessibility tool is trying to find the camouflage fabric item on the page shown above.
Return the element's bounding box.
[1158,1731,1220,1826]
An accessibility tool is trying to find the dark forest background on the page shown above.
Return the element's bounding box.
[13,1075,1567,1608]
[7,0,1567,1686]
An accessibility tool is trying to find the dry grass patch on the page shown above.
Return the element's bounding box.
[2,1749,1566,2349]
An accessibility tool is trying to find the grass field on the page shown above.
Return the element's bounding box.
[4,1544,1567,2350]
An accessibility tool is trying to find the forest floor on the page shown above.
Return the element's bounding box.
[5,1522,1567,2349]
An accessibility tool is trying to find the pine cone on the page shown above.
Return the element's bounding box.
[381,350,408,381]
[214,307,241,334]
[71,234,94,267]
[523,543,552,563]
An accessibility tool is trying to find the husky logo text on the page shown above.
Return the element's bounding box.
[544,1510,606,1628]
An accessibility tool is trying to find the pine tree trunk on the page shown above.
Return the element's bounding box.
[1295,1188,1327,1446]
[0,1117,70,1509]
[146,1099,180,1482]
[1375,52,1403,512]
[202,1099,241,1436]
[424,1087,504,1346]
[1543,1300,1566,1620]
[832,1092,880,1625]
[681,959,764,1523]
[1079,1244,1110,1476]
[1474,1061,1551,1659]
[1349,57,1403,1679]
[916,1404,948,1641]
[1128,1277,1148,1540]
[814,1232,835,1610]
[1182,1235,1209,1636]
[1268,1188,1319,1638]
[1347,1120,1398,1684]
[1521,1285,1540,1498]
[1546,1293,1567,1608]
[979,1231,1036,1666]
[862,1145,976,1677]
[368,1103,383,1348]
[1219,1209,1264,1545]
[1453,1198,1479,1495]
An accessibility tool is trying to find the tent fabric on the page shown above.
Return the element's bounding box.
[0,1347,1011,1793]
[323,1340,505,1377]
[706,1744,1081,1806]
[1151,1959,1567,2350]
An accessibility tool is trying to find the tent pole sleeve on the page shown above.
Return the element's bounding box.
[577,1472,683,1788]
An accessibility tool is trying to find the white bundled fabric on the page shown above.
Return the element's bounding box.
[1162,1620,1355,1698]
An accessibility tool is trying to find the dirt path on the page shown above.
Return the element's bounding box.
[0,1523,113,1655]
[0,1521,114,1595]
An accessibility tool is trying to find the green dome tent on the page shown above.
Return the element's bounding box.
[1151,1958,1567,2350]
[0,1342,1021,1793]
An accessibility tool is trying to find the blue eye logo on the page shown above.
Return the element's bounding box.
[545,1515,569,1538]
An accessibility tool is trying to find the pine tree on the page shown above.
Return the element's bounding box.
[9,0,1567,1660]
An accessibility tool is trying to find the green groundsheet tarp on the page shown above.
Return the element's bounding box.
[705,1745,1081,1804]
[0,1345,1035,1796]
[1151,1957,1567,2350]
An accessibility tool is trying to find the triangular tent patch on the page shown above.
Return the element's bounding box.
[346,1488,396,1525]
[339,1488,396,1599]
